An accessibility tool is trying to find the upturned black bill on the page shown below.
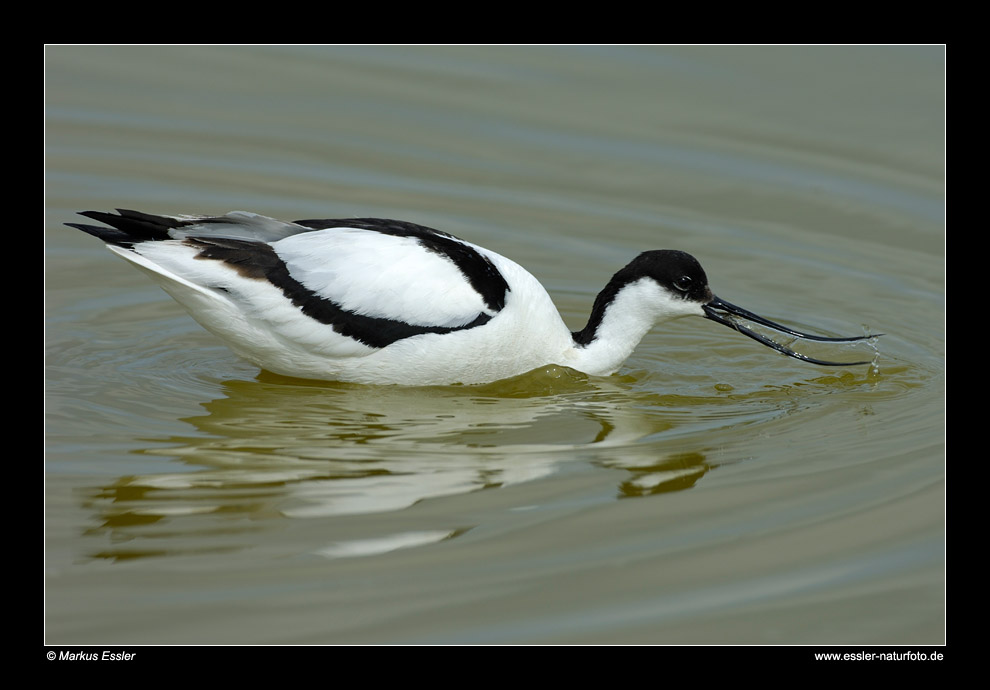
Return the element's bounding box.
[703,296,879,366]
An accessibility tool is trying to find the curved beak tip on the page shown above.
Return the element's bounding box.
[703,297,877,367]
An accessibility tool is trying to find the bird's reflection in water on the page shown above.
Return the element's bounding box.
[78,367,794,560]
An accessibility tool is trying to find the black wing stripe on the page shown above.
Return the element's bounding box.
[187,236,493,349]
[294,218,510,312]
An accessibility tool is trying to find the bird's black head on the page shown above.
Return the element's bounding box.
[620,250,714,304]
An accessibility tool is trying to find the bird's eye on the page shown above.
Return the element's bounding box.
[674,275,693,292]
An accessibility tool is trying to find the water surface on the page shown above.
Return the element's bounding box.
[45,45,944,645]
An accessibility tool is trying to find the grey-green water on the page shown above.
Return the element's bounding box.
[45,45,944,645]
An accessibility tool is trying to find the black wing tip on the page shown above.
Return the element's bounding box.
[66,209,184,246]
[64,221,130,247]
[75,208,156,225]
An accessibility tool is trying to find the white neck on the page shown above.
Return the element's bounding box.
[566,278,703,376]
